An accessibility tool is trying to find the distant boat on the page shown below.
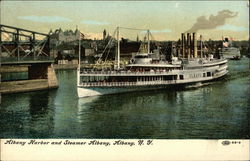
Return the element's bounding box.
[221,37,241,60]
[221,47,241,60]
[77,27,228,98]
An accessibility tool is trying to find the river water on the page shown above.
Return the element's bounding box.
[0,58,249,139]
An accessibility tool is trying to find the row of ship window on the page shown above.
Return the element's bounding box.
[80,72,212,83]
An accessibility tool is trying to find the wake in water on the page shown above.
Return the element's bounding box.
[184,82,213,89]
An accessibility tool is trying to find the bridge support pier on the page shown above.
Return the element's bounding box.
[28,63,58,88]
[0,63,58,94]
[47,64,58,88]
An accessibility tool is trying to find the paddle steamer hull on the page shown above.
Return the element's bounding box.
[77,64,228,97]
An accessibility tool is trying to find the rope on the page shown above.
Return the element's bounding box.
[95,27,153,68]
[104,38,114,62]
[96,28,117,64]
[119,26,149,31]
[137,32,149,53]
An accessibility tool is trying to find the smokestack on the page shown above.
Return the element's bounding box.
[200,35,203,58]
[189,34,192,58]
[193,33,197,58]
[187,33,190,58]
[183,33,186,58]
[181,33,184,58]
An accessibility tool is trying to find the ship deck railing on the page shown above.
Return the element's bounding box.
[79,80,177,87]
[80,70,178,76]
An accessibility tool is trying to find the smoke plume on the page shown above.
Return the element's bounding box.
[186,10,238,33]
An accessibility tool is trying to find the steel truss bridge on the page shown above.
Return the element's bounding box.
[0,24,53,64]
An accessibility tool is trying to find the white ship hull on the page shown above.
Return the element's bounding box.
[77,86,161,97]
[77,69,228,98]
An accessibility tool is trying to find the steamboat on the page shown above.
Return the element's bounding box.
[77,27,228,97]
[221,37,241,60]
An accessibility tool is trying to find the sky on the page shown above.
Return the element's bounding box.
[0,1,249,41]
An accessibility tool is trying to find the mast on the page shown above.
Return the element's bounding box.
[78,30,81,69]
[77,29,81,86]
[117,27,120,70]
[147,29,150,53]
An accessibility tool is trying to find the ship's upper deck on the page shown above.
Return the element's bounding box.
[127,54,227,69]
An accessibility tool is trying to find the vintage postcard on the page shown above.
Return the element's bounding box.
[0,0,249,160]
